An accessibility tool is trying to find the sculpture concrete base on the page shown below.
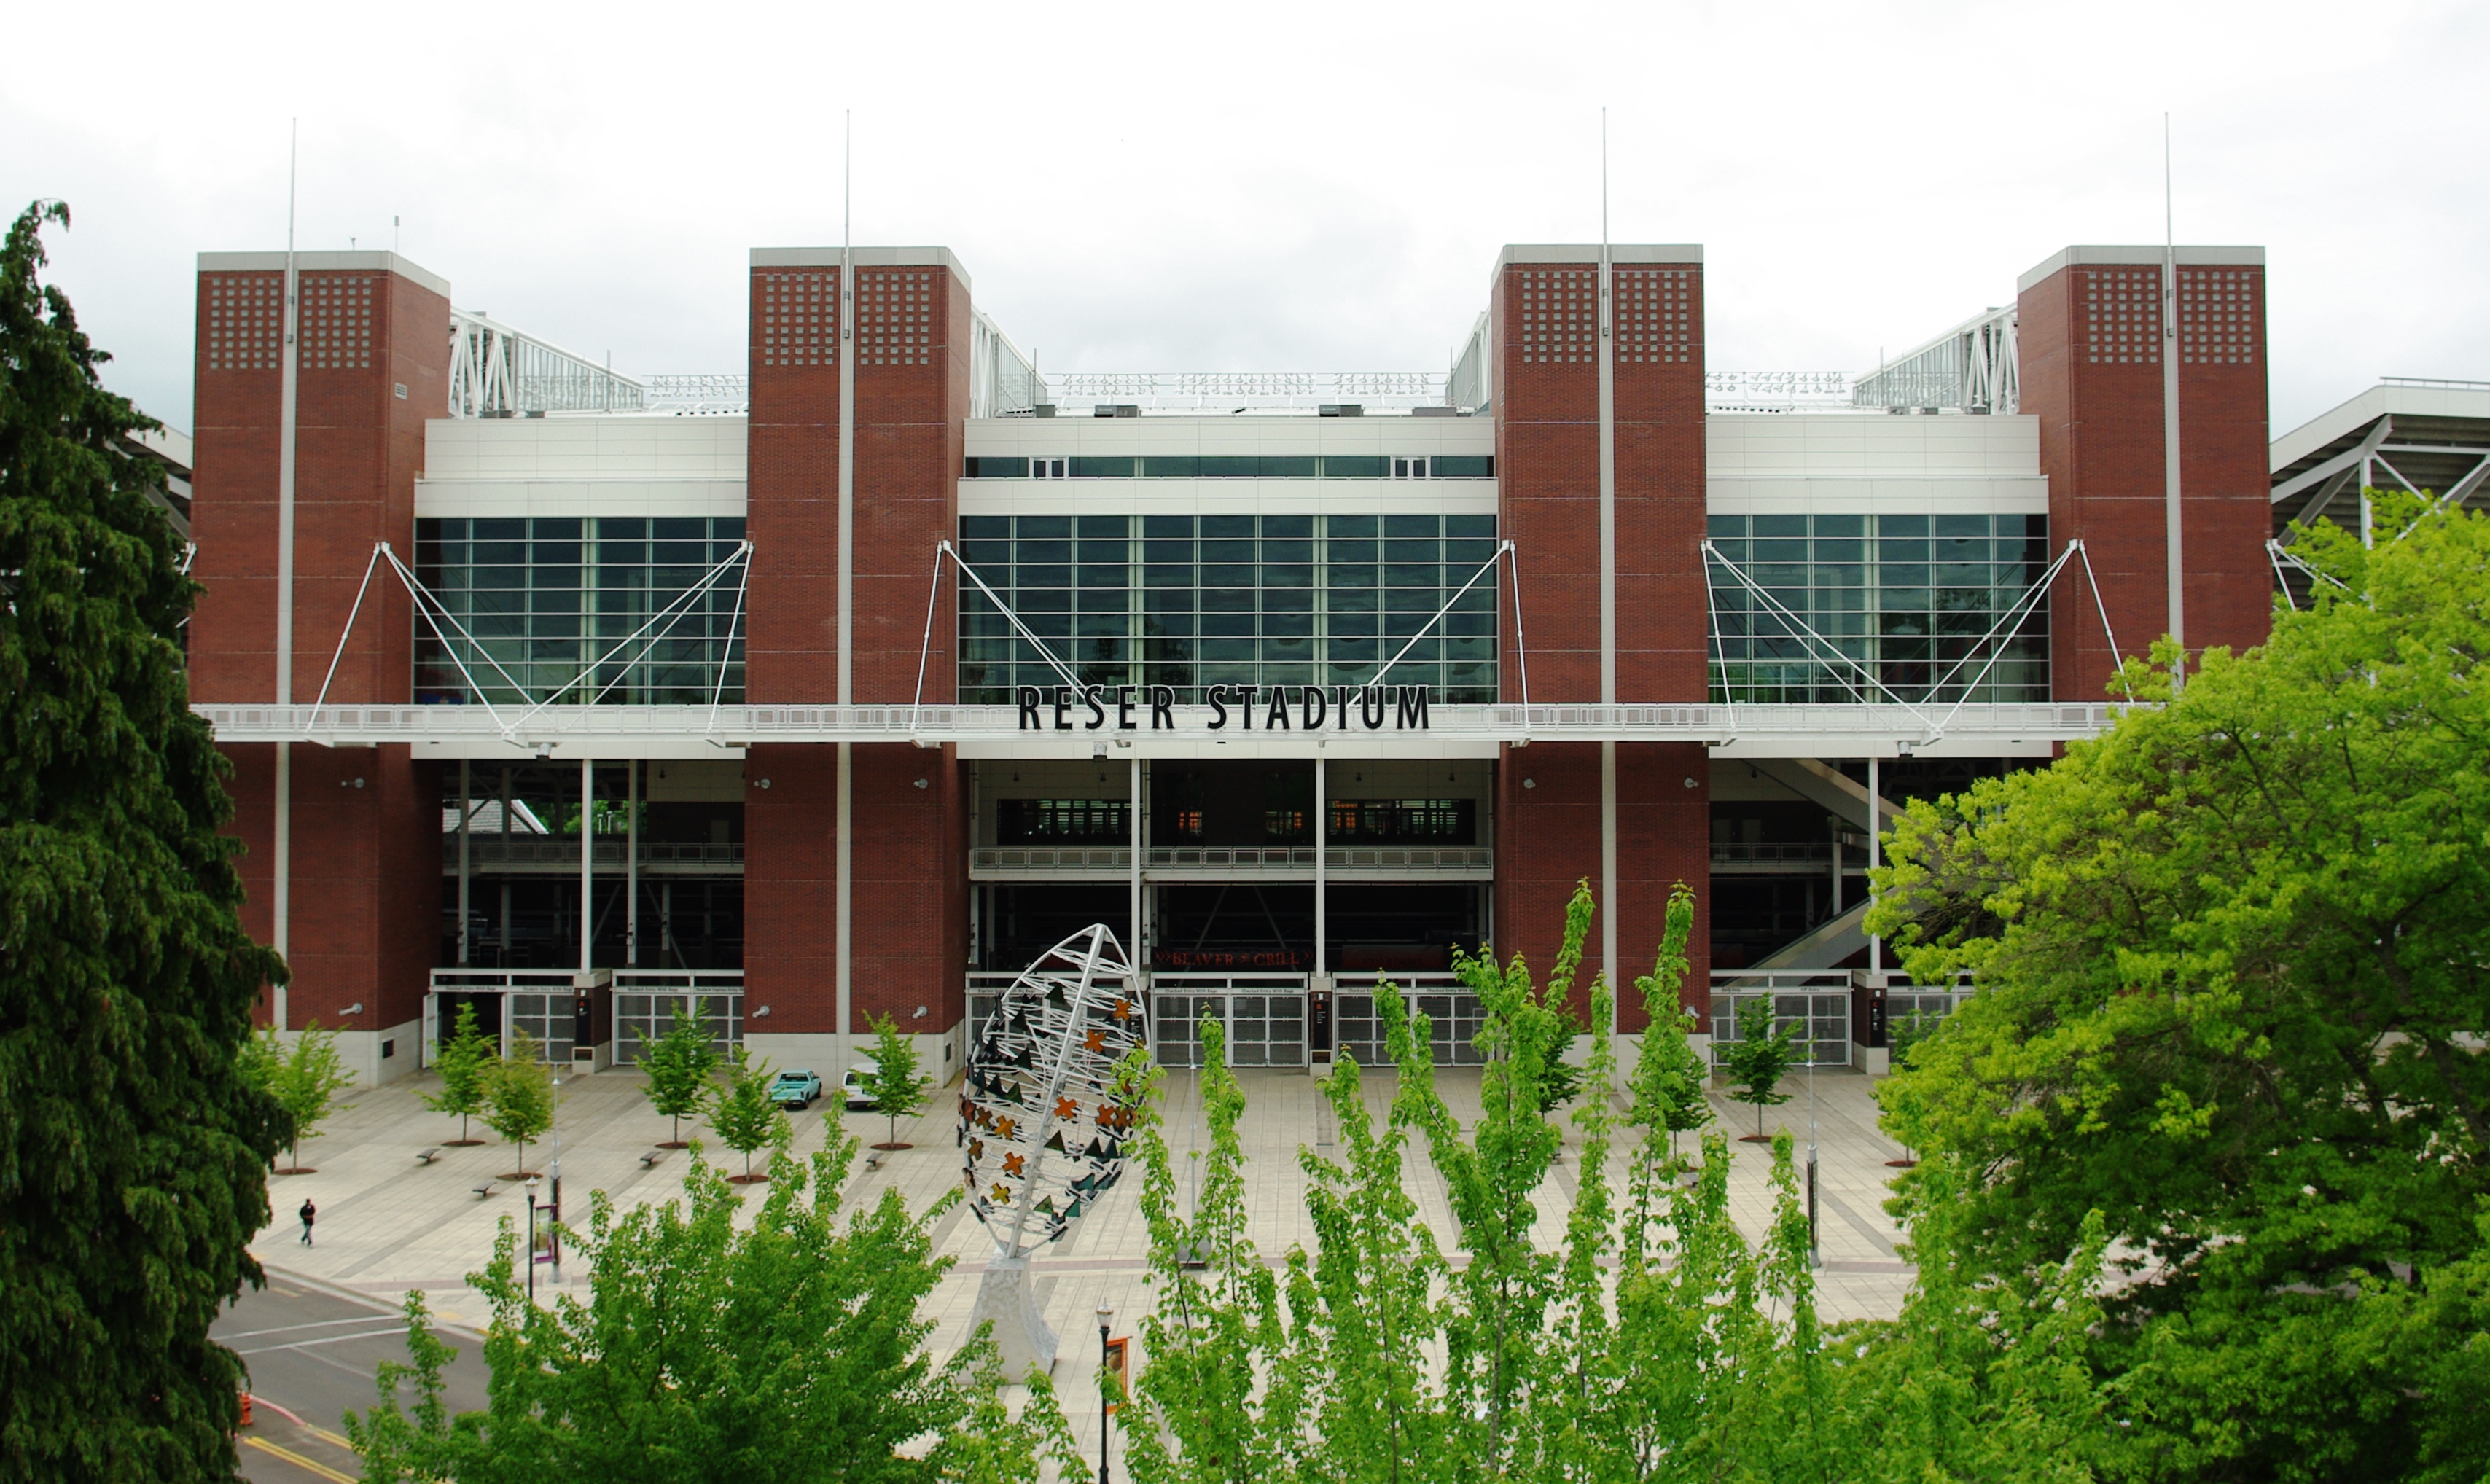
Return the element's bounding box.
[967,1254,1058,1379]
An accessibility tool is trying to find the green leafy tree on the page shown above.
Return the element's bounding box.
[482,1028,554,1178]
[1869,496,2490,1479]
[860,1010,934,1150]
[424,1000,496,1144]
[1877,1007,1936,1167]
[240,1021,357,1173]
[1719,993,1802,1141]
[1115,878,2115,1483]
[708,1046,789,1182]
[0,200,289,1477]
[1626,880,1711,1160]
[632,999,718,1147]
[348,1140,1086,1483]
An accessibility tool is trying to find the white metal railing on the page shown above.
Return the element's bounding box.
[196,699,2135,749]
[969,845,1492,878]
[1048,371,1448,413]
[442,837,745,870]
[1710,842,1838,867]
[1152,974,1310,1069]
[1330,972,1486,1068]
[612,976,744,1064]
[1706,371,1854,412]
[642,373,748,415]
[1707,972,1854,1069]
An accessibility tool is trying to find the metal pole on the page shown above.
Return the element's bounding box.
[1867,757,1882,975]
[499,765,513,972]
[580,759,593,974]
[835,111,856,1081]
[1096,1302,1116,1484]
[1313,753,1326,994]
[549,1073,562,1284]
[457,759,472,965]
[1129,757,1143,982]
[525,1177,539,1304]
[614,757,627,966]
[1806,1056,1820,1269]
[1827,811,1841,917]
[1596,109,1618,995]
[2162,114,2186,691]
[273,120,300,1031]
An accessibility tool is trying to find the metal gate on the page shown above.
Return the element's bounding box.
[1332,973,1487,1067]
[1709,972,1853,1069]
[612,972,745,1064]
[1152,974,1308,1069]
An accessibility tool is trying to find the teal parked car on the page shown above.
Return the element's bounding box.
[768,1070,823,1110]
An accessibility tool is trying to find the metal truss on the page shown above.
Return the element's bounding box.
[447,309,647,418]
[642,374,749,416]
[1851,305,2018,414]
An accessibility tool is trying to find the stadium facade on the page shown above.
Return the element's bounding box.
[179,235,2292,1085]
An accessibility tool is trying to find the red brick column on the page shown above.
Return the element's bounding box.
[189,252,450,1069]
[1490,248,1712,1028]
[2017,246,2271,701]
[744,250,969,1048]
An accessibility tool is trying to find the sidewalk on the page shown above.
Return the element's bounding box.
[254,1060,1922,1458]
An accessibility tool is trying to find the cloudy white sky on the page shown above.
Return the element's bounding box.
[8,0,2483,438]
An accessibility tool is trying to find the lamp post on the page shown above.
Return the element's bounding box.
[1096,1301,1115,1484]
[524,1176,542,1303]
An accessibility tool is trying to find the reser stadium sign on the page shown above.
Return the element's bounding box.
[1015,684,1434,733]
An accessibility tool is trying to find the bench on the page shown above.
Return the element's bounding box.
[415,1147,442,1165]
[472,1179,498,1199]
[637,1149,669,1170]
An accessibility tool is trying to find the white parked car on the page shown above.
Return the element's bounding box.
[842,1058,881,1110]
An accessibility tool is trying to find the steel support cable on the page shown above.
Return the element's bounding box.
[1701,542,1912,719]
[945,546,1088,695]
[1929,542,2083,733]
[1368,545,1505,692]
[706,543,754,733]
[2070,540,2140,705]
[908,543,949,733]
[518,543,751,725]
[377,546,523,730]
[308,542,386,714]
[1504,541,1532,720]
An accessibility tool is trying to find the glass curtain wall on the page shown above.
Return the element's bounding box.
[414,516,746,706]
[957,513,1498,704]
[1704,512,2048,704]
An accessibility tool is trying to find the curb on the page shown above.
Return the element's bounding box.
[254,1260,491,1344]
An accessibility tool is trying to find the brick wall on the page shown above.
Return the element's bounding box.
[743,249,970,1038]
[188,252,452,1036]
[1490,247,1713,1020]
[2018,247,2272,700]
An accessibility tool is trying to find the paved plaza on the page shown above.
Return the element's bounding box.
[246,1058,1923,1459]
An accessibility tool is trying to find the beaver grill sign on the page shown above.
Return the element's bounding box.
[1015,684,1432,733]
[957,924,1147,1374]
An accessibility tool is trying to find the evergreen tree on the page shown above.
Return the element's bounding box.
[482,1029,554,1179]
[423,1001,495,1144]
[708,1047,787,1182]
[632,999,718,1148]
[1720,993,1803,1141]
[238,1022,356,1173]
[859,1010,932,1150]
[0,200,289,1478]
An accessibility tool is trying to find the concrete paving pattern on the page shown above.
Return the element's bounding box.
[242,1060,1924,1470]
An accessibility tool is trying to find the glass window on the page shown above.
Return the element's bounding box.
[1431,455,1494,479]
[1259,456,1317,477]
[1141,456,1199,478]
[1322,456,1388,479]
[964,456,1028,478]
[1070,456,1135,479]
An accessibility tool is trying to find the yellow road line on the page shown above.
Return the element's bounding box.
[241,1434,359,1483]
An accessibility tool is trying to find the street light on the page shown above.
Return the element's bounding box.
[1096,1302,1116,1484]
[524,1176,542,1303]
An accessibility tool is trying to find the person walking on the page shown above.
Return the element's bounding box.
[298,1198,316,1248]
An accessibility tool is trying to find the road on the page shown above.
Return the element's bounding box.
[214,1268,491,1483]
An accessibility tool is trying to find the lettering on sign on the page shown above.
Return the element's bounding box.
[1015,684,1431,733]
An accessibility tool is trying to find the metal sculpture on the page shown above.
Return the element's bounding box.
[958,924,1147,1374]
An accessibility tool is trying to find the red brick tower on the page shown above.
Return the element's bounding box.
[190,251,452,1079]
[2016,246,2272,700]
[744,249,969,1063]
[1489,247,1713,1027]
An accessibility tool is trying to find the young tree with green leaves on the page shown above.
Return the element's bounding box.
[708,1046,788,1182]
[1626,880,1712,1160]
[0,200,290,1477]
[633,998,718,1147]
[424,999,496,1144]
[860,1010,934,1150]
[239,1020,358,1173]
[1877,1007,1937,1167]
[1870,496,2490,1479]
[483,1028,555,1178]
[348,1140,1087,1483]
[1720,992,1802,1141]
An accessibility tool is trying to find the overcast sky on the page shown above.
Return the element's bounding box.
[9,0,2483,438]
